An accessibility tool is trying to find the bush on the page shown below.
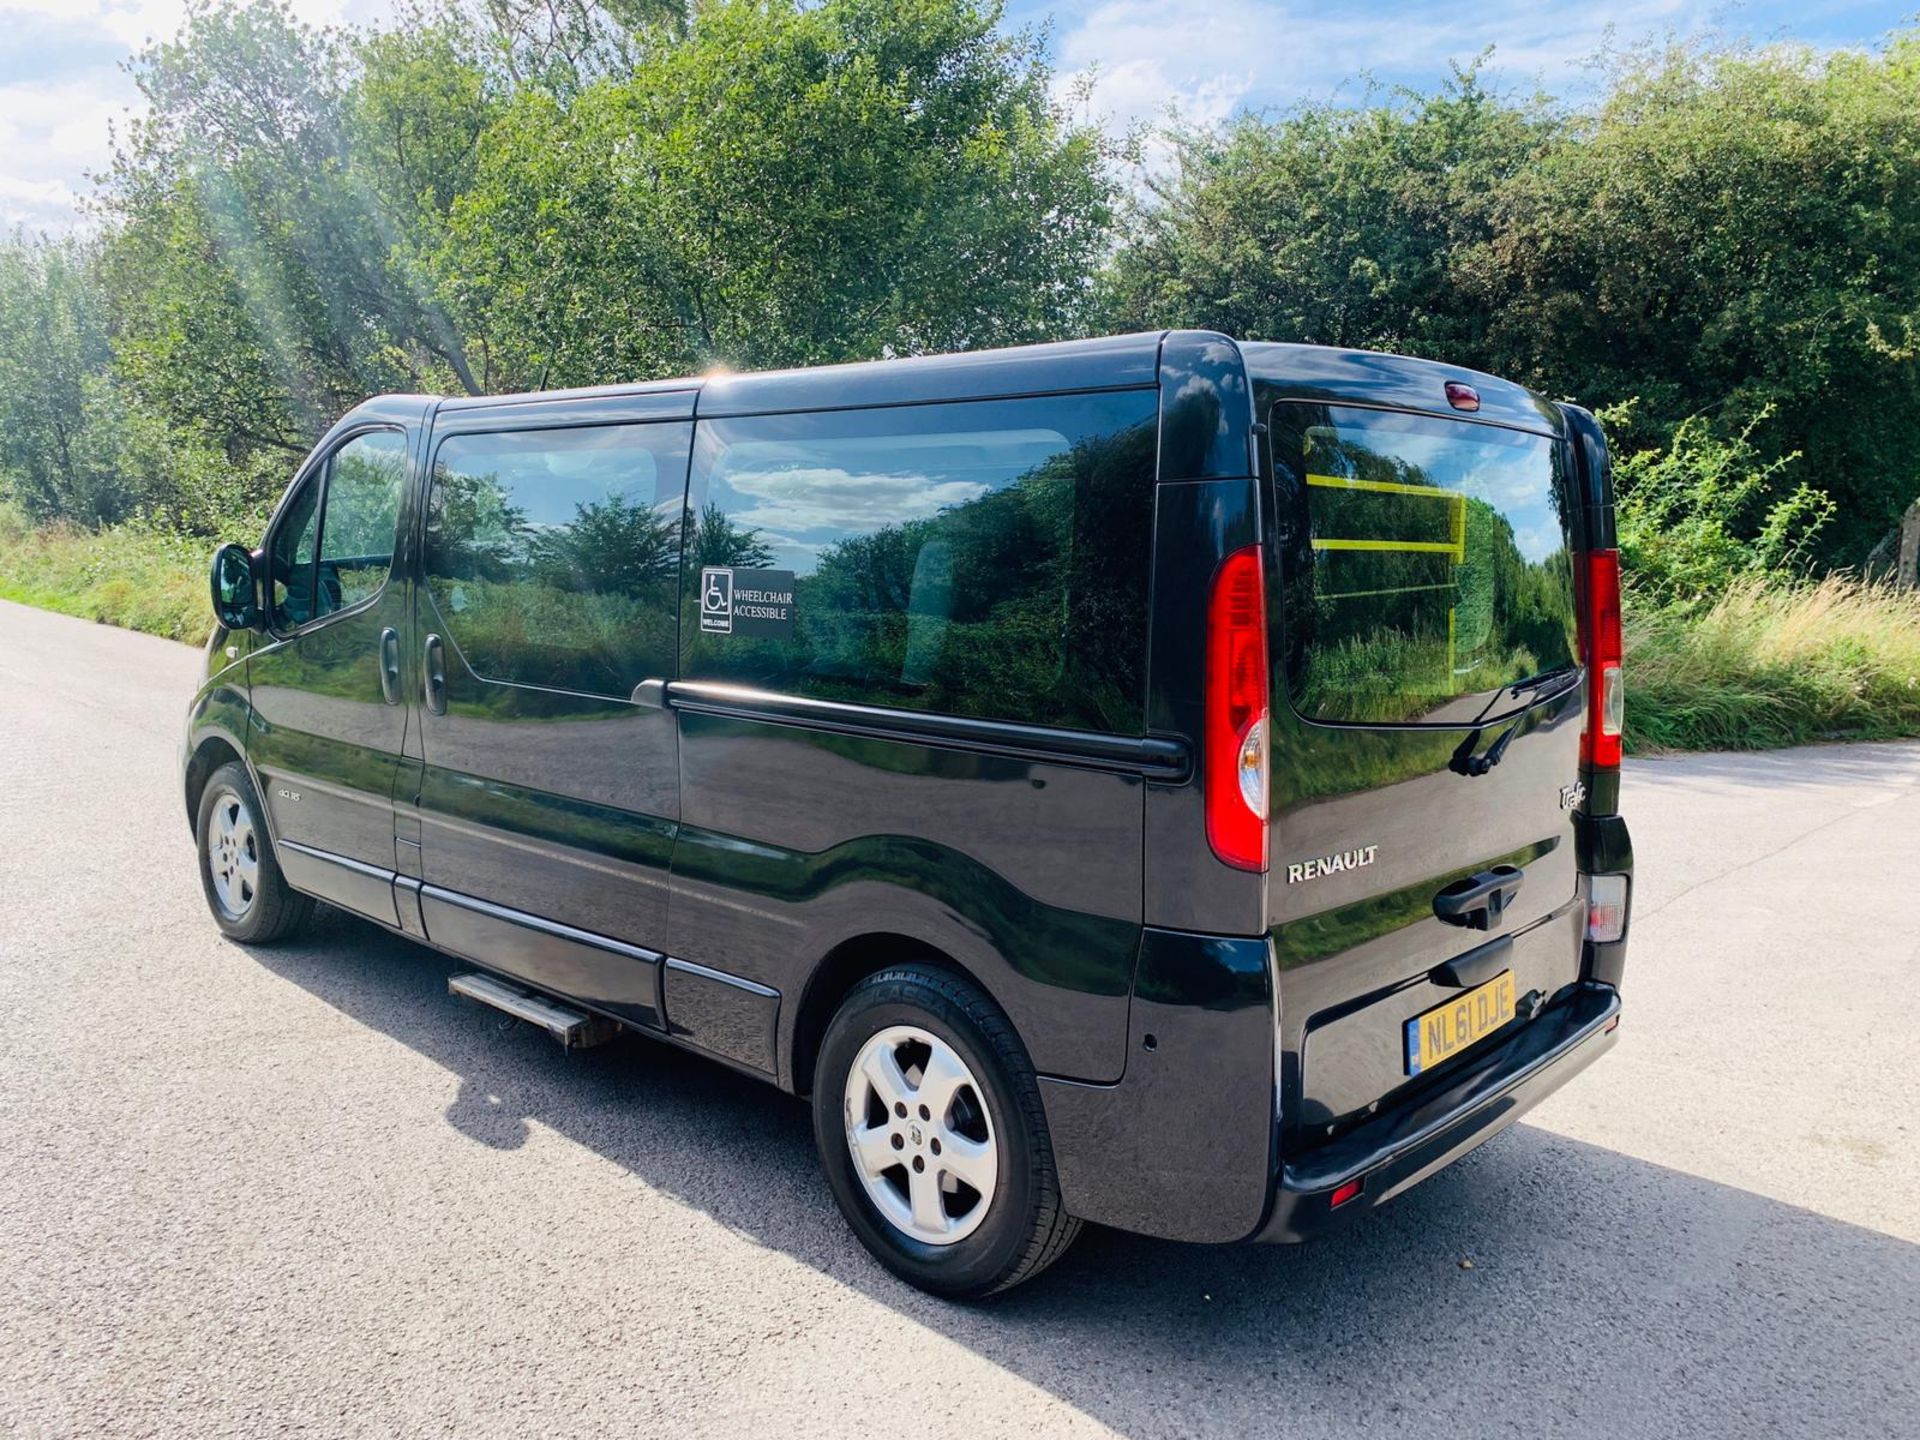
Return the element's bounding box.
[0,504,210,642]
[1611,403,1835,608]
[1627,576,1920,750]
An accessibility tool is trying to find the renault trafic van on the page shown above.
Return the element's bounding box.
[184,332,1632,1297]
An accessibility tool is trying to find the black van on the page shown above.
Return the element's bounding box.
[183,332,1632,1297]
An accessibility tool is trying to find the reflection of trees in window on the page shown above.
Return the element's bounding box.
[430,463,527,577]
[318,435,408,610]
[270,475,323,629]
[425,453,683,700]
[320,438,407,558]
[1295,425,1577,723]
[687,418,1156,734]
[687,502,776,570]
[268,433,406,627]
[525,492,680,599]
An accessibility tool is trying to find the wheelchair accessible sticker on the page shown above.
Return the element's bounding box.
[700,566,796,639]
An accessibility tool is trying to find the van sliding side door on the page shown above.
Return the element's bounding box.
[401,390,698,1030]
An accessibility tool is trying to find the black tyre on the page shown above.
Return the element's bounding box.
[813,964,1081,1298]
[194,761,313,944]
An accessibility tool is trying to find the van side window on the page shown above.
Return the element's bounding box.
[269,429,406,631]
[683,391,1156,733]
[423,422,691,699]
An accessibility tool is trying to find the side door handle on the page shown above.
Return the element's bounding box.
[378,627,401,705]
[423,632,447,716]
[1433,864,1524,930]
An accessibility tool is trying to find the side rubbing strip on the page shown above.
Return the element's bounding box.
[420,884,666,965]
[666,955,779,998]
[276,839,400,926]
[663,956,781,1075]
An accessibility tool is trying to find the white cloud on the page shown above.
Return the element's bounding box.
[724,467,991,539]
[0,0,373,232]
[1053,0,1265,143]
[1052,0,1724,158]
[0,172,80,231]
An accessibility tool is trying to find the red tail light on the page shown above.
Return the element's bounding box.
[1580,549,1624,770]
[1205,546,1269,872]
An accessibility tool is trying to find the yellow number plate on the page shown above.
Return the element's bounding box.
[1405,971,1516,1076]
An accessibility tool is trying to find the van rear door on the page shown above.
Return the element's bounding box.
[1263,396,1589,1148]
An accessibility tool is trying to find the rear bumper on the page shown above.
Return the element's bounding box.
[1039,923,1620,1246]
[1253,983,1620,1242]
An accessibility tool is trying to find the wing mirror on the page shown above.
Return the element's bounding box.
[209,542,264,632]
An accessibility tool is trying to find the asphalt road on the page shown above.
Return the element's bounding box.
[2,597,1917,1439]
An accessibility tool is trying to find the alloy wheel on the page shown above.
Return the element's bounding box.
[842,1024,1000,1246]
[206,788,261,920]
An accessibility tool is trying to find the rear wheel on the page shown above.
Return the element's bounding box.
[813,964,1080,1298]
[195,761,312,944]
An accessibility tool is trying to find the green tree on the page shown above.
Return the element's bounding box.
[1102,63,1555,357]
[435,0,1116,388]
[97,0,487,460]
[687,502,776,569]
[0,236,125,524]
[528,492,682,597]
[1104,37,1920,565]
[1488,38,1920,560]
[1609,405,1835,607]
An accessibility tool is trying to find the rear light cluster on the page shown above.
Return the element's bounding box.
[1205,545,1269,872]
[1581,549,1624,770]
[1586,874,1629,944]
[1578,551,1630,946]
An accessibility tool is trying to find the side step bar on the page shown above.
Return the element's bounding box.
[449,972,619,1050]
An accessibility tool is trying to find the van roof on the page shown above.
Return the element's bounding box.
[410,331,1560,434]
[431,331,1166,420]
[1241,341,1563,435]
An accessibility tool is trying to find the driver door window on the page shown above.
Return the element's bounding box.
[271,430,408,633]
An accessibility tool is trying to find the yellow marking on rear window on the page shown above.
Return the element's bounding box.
[1311,538,1463,554]
[1306,473,1460,500]
[1305,473,1469,672]
[1305,474,1467,561]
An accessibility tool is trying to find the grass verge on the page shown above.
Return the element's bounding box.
[0,505,210,644]
[1627,576,1920,751]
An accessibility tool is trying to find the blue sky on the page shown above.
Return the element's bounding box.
[0,0,1913,232]
[1015,0,1915,140]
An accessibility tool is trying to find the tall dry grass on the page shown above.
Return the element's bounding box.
[1626,575,1920,750]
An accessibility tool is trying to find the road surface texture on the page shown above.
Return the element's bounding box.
[2,597,1916,1439]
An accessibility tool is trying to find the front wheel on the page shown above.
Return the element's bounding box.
[195,761,313,944]
[813,965,1080,1298]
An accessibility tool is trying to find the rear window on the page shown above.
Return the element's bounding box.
[1272,404,1577,725]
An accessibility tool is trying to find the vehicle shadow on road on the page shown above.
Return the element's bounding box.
[250,907,1920,1438]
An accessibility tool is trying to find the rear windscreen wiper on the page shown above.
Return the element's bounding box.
[1448,719,1522,777]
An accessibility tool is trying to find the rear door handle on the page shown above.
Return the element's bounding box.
[378,627,401,705]
[423,633,447,716]
[1433,864,1524,930]
[1432,934,1514,988]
